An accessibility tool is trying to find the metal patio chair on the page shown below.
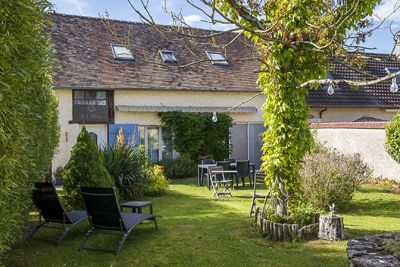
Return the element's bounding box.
[79,186,158,255]
[29,182,88,246]
[208,166,233,199]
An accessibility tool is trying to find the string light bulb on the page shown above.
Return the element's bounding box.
[212,112,218,122]
[327,84,335,95]
[390,78,399,93]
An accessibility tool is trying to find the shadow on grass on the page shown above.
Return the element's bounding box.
[3,185,349,267]
[344,198,400,219]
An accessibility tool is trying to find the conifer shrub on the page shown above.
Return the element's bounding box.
[63,127,113,208]
[0,0,59,253]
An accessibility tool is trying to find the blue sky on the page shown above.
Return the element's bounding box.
[51,0,400,54]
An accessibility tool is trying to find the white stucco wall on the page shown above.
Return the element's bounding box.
[316,128,400,181]
[114,90,266,125]
[310,107,396,122]
[52,89,399,178]
[52,89,266,169]
[52,89,80,170]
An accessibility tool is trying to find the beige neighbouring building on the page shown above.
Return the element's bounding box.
[50,13,400,180]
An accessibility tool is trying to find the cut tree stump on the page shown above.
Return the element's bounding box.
[318,215,344,241]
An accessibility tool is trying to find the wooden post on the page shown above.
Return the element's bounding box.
[283,224,289,241]
[318,215,344,241]
[264,220,269,235]
[291,224,298,241]
[273,223,279,241]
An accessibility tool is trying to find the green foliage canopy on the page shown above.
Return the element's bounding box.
[0,0,59,253]
[159,111,233,161]
[213,0,381,216]
[63,127,114,208]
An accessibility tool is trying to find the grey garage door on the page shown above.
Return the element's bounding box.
[231,123,266,169]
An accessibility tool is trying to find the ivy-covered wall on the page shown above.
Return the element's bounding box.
[0,0,59,253]
[159,111,233,161]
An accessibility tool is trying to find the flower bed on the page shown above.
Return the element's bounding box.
[253,207,319,241]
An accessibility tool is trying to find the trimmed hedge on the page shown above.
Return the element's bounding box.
[385,113,400,163]
[0,0,59,253]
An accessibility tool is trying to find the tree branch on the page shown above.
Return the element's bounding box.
[300,70,400,88]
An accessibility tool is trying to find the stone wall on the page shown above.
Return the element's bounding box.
[316,128,400,181]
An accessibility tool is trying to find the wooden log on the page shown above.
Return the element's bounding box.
[268,221,273,238]
[273,222,279,241]
[283,224,289,241]
[277,223,283,241]
[259,217,264,230]
[318,215,344,241]
[291,224,299,241]
[264,220,268,234]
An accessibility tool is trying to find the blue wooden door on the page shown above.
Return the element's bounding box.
[108,124,139,147]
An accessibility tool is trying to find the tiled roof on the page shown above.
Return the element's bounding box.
[309,121,388,129]
[307,53,400,107]
[49,13,260,92]
[49,13,400,107]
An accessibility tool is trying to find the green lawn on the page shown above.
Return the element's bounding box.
[2,178,399,267]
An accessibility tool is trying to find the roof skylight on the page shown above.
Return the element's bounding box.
[160,50,177,63]
[111,44,134,60]
[206,51,229,66]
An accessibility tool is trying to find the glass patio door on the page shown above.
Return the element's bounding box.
[147,127,159,162]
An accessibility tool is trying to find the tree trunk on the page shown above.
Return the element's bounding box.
[276,196,287,217]
[276,177,288,217]
[318,215,344,241]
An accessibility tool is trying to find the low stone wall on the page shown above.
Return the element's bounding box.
[253,207,318,241]
[347,233,400,267]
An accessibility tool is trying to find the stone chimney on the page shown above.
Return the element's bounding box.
[392,32,400,57]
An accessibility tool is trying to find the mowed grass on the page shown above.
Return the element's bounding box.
[2,178,399,267]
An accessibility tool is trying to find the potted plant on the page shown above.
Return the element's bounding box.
[53,166,64,186]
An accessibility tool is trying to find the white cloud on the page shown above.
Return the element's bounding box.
[183,14,203,26]
[374,0,400,21]
[52,0,90,15]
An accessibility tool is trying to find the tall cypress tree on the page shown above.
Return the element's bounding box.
[63,127,114,208]
[0,0,59,252]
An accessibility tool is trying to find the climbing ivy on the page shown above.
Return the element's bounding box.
[159,111,233,161]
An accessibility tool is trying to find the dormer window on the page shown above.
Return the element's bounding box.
[160,50,177,63]
[111,44,134,60]
[206,51,229,65]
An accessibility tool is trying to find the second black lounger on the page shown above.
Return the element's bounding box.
[79,186,158,255]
